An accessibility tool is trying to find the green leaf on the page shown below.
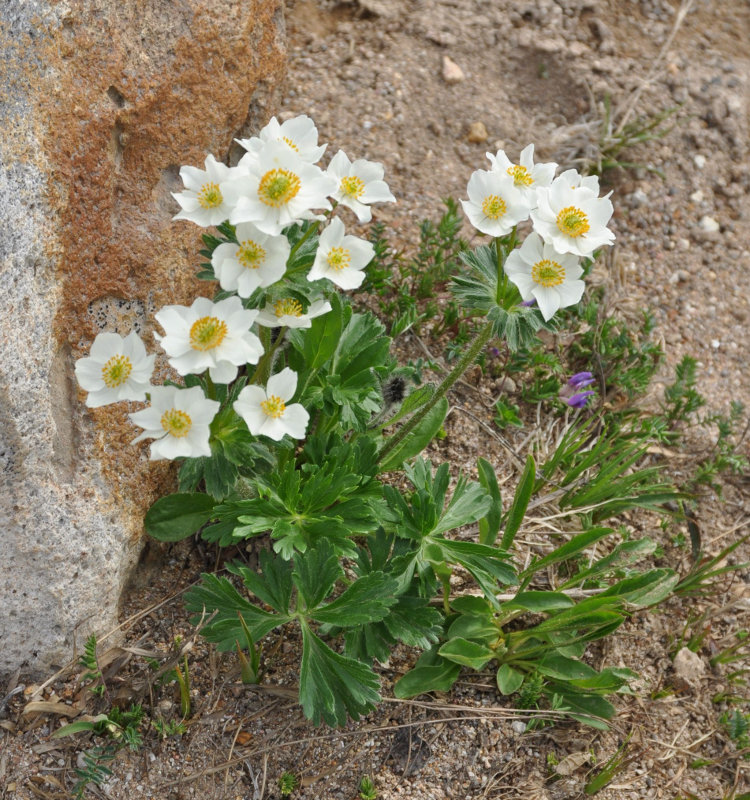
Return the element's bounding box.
[292,542,343,611]
[500,455,535,550]
[537,653,598,681]
[439,637,495,670]
[600,569,678,607]
[519,527,614,582]
[145,493,216,542]
[378,384,434,430]
[446,612,499,644]
[496,664,525,695]
[477,458,502,546]
[288,291,344,371]
[378,396,449,472]
[311,572,398,627]
[52,717,108,738]
[500,591,576,616]
[393,648,461,699]
[299,624,381,727]
[558,537,657,590]
[227,551,294,615]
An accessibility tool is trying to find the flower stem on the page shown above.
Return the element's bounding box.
[378,320,495,465]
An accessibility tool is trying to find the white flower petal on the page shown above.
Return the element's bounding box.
[267,367,298,402]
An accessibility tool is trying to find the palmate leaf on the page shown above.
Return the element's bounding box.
[293,541,343,610]
[184,574,285,650]
[145,493,216,542]
[310,572,398,627]
[299,623,381,727]
[227,550,293,614]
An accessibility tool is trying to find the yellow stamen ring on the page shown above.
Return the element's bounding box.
[238,240,266,270]
[161,408,192,438]
[531,258,566,288]
[340,175,365,199]
[327,247,351,271]
[507,165,533,186]
[189,316,228,351]
[261,395,286,419]
[258,168,302,208]
[482,194,507,220]
[198,182,223,209]
[556,206,590,238]
[282,136,299,152]
[101,354,133,388]
[274,298,304,318]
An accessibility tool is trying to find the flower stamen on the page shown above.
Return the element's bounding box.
[340,175,365,199]
[531,258,566,287]
[101,354,133,388]
[261,395,286,419]
[274,298,304,318]
[556,206,590,238]
[238,240,266,269]
[258,168,302,208]
[507,165,533,186]
[482,194,507,220]
[282,136,299,152]
[326,247,351,271]
[160,408,192,438]
[189,316,228,351]
[198,182,223,209]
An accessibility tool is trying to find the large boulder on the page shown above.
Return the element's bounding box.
[0,0,286,677]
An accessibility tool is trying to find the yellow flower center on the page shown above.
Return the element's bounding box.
[101,354,133,388]
[274,298,304,318]
[340,175,365,199]
[327,247,351,271]
[189,316,228,351]
[282,136,299,152]
[507,165,533,187]
[258,168,302,208]
[556,206,590,238]
[531,258,566,288]
[198,182,223,209]
[238,240,266,269]
[261,395,286,419]
[160,408,192,438]
[482,194,507,220]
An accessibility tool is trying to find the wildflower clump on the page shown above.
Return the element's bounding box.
[72,116,682,734]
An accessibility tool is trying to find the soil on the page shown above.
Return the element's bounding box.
[2,1,750,798]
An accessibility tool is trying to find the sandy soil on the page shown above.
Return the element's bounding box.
[2,1,750,798]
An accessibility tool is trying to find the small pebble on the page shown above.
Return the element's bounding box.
[442,55,465,84]
[694,154,707,168]
[699,215,720,232]
[467,121,488,143]
[689,189,704,202]
[511,720,527,735]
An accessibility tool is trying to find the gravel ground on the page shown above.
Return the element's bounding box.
[2,1,749,798]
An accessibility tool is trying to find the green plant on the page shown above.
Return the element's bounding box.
[279,770,299,796]
[721,709,750,760]
[584,735,635,794]
[358,774,378,800]
[78,634,105,697]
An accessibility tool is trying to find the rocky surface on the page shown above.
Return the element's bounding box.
[0,0,286,677]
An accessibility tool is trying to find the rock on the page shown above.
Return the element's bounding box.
[694,154,707,168]
[672,647,706,689]
[442,55,465,84]
[0,0,286,678]
[467,121,489,143]
[699,215,720,232]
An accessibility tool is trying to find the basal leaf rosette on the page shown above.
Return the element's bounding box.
[326,150,396,223]
[210,222,290,298]
[172,154,235,228]
[504,232,584,321]
[74,331,155,408]
[130,385,220,460]
[155,296,263,383]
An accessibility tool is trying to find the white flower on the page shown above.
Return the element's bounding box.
[154,296,263,384]
[461,169,531,236]
[486,144,557,207]
[130,385,219,460]
[326,149,396,223]
[504,232,584,321]
[308,218,374,290]
[211,222,290,298]
[226,141,337,235]
[236,115,327,164]
[531,171,615,257]
[74,331,155,408]
[556,167,602,193]
[233,368,309,441]
[255,297,332,329]
[172,154,235,227]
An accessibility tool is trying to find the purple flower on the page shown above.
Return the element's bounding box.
[566,390,595,409]
[519,299,537,308]
[568,371,595,389]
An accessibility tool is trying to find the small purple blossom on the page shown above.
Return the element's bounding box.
[519,299,537,308]
[566,390,595,409]
[568,371,595,389]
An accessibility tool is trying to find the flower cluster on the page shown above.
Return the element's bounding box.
[463,147,615,321]
[75,115,395,459]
